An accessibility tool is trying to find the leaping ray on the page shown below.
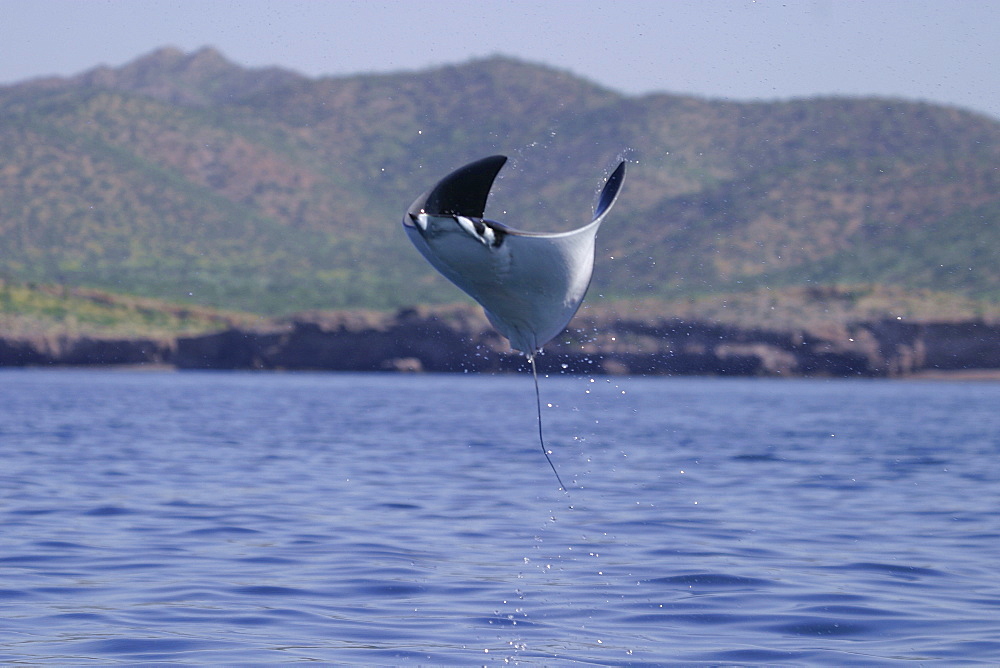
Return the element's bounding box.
[403,155,627,490]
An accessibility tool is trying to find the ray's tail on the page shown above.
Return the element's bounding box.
[528,355,568,492]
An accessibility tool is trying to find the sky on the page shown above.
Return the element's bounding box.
[1,0,998,120]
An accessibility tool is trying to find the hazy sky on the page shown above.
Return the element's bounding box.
[2,0,998,119]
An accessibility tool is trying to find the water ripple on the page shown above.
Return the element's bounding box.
[1,371,998,664]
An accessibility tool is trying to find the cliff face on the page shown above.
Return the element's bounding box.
[172,308,500,372]
[0,334,171,367]
[864,320,1000,374]
[3,306,997,376]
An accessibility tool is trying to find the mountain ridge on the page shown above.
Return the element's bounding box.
[1,47,997,315]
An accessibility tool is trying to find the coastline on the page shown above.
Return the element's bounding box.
[3,306,998,379]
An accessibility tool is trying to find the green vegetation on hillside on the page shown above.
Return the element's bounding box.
[0,280,256,338]
[1,47,998,319]
[616,284,1000,332]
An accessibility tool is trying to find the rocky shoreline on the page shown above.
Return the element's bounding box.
[2,305,998,378]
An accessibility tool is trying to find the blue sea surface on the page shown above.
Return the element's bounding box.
[1,369,998,665]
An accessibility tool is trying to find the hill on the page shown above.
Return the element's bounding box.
[0,279,256,339]
[1,46,998,316]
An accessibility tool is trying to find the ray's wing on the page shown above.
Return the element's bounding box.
[595,161,626,222]
[477,161,627,353]
[402,157,626,355]
[408,155,507,218]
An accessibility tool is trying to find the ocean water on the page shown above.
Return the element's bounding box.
[0,369,998,665]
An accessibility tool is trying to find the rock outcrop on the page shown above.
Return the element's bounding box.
[3,306,998,377]
[0,334,172,367]
[170,308,1000,377]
